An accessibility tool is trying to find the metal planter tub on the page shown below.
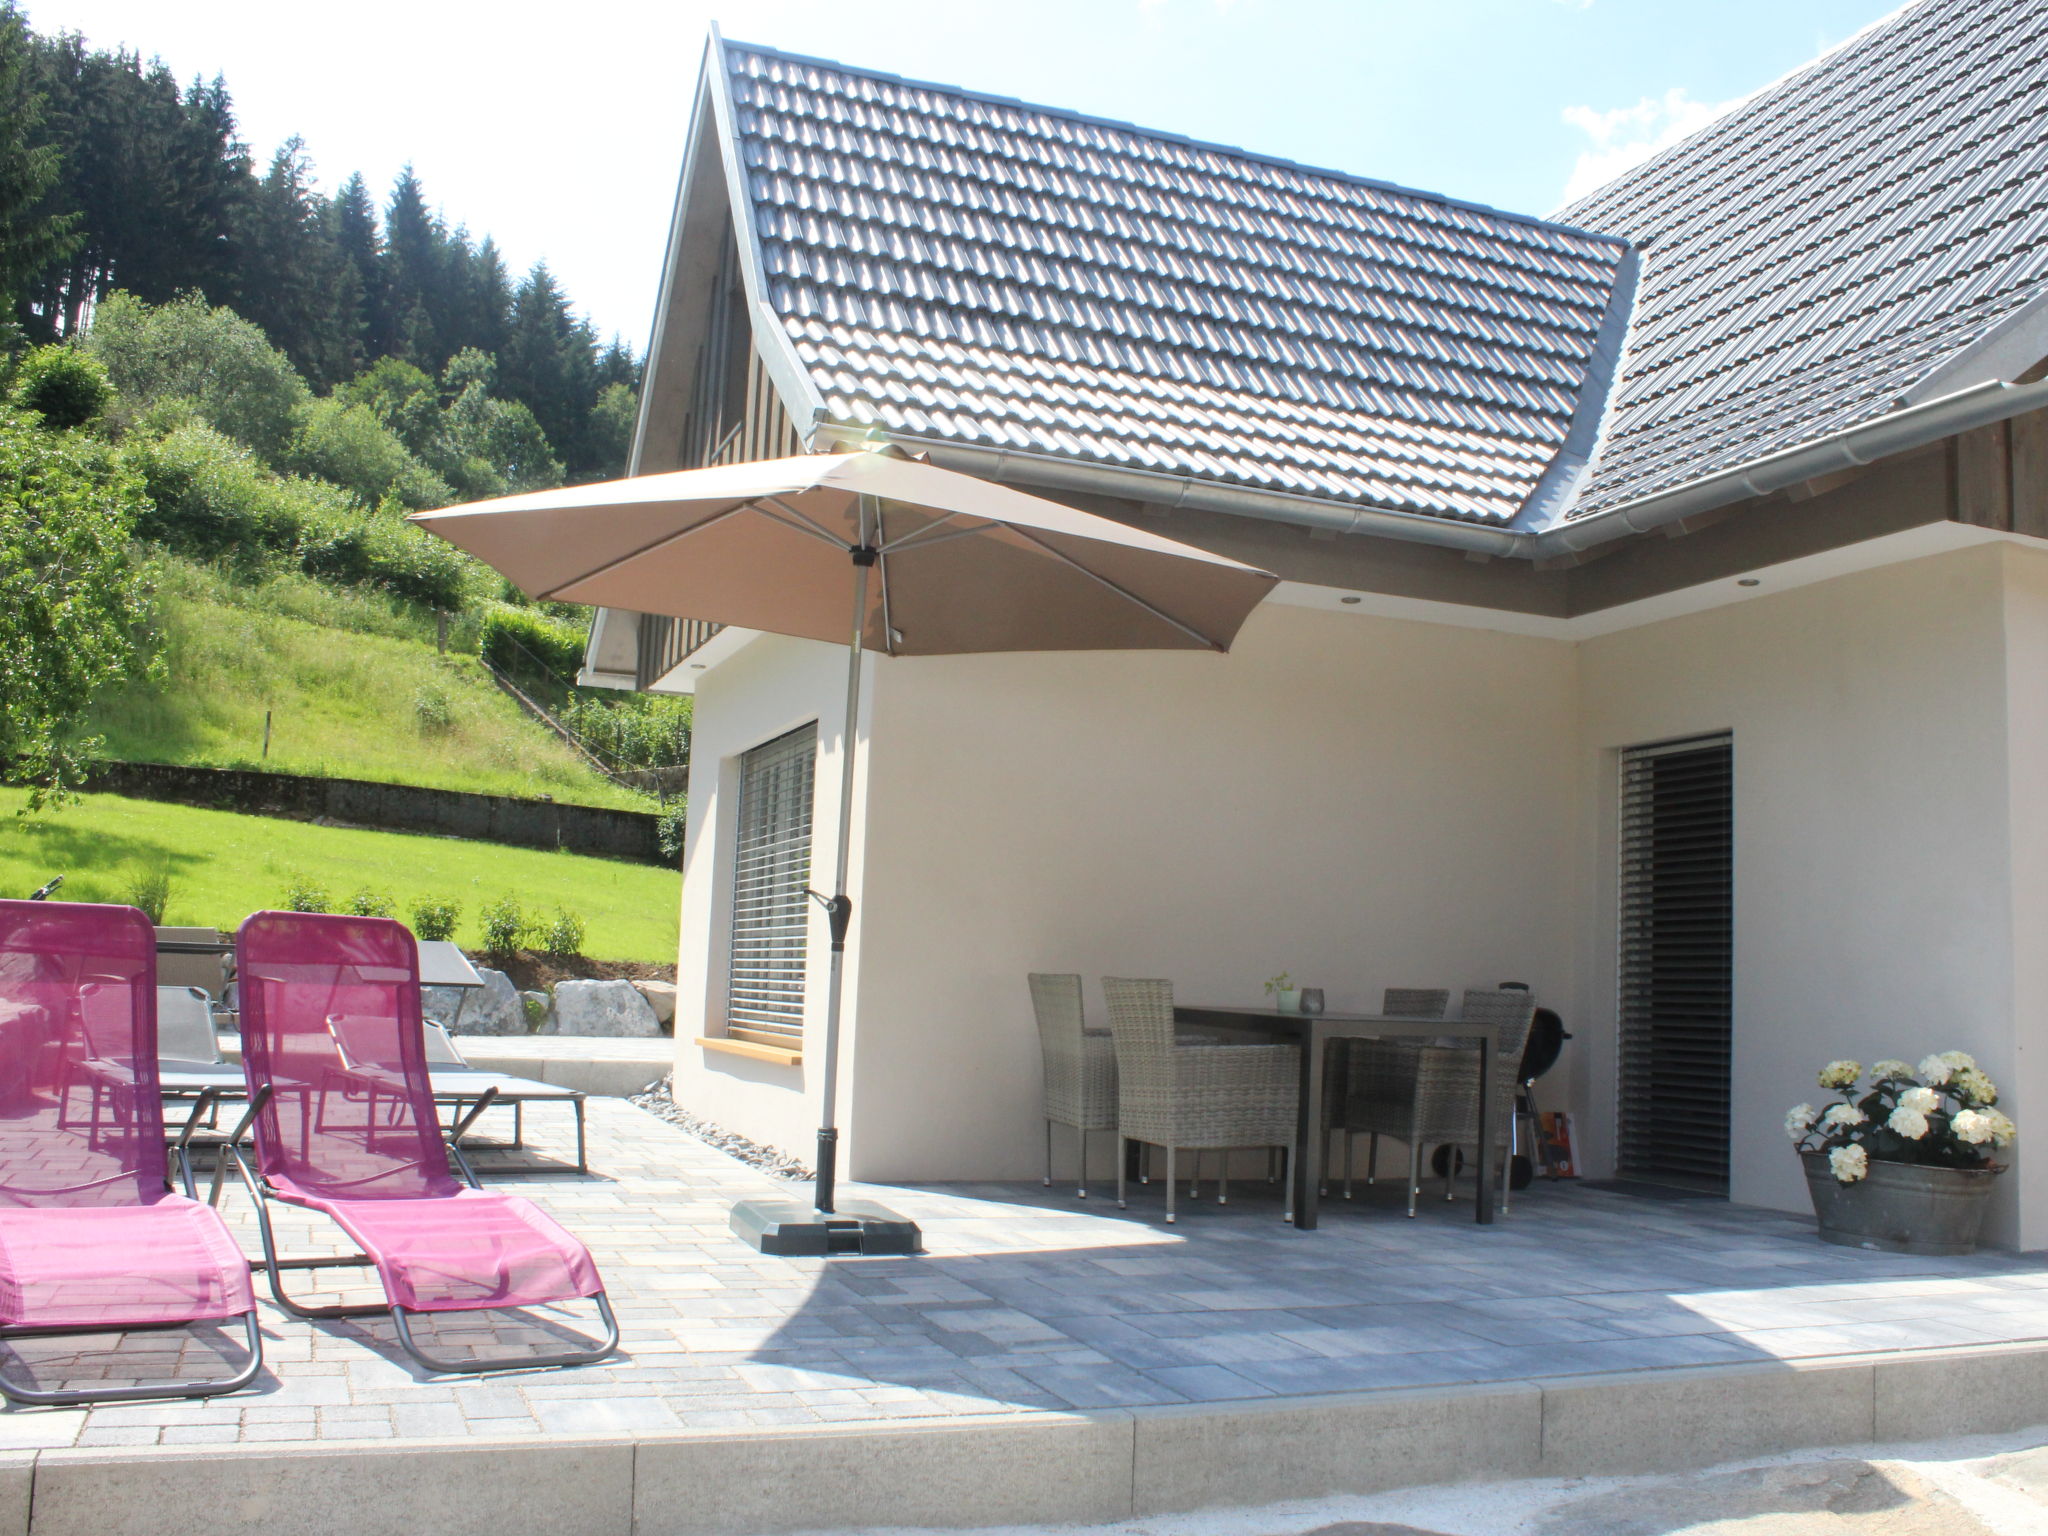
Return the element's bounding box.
[1800,1150,2000,1256]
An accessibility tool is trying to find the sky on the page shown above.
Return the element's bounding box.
[25,0,1907,355]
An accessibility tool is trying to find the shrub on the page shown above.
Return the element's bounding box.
[126,426,476,608]
[412,685,453,734]
[521,990,551,1030]
[121,865,172,924]
[409,897,461,942]
[283,874,329,913]
[477,604,585,681]
[535,906,585,957]
[479,896,524,956]
[12,345,113,430]
[657,804,686,862]
[0,407,155,805]
[280,397,454,512]
[560,692,692,771]
[344,887,395,918]
[83,292,308,460]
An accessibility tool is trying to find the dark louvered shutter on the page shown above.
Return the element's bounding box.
[1616,735,1733,1193]
[725,725,816,1046]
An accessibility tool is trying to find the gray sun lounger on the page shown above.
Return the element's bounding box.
[157,987,588,1175]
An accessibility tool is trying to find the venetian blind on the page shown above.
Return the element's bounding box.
[726,724,817,1046]
[1616,735,1734,1193]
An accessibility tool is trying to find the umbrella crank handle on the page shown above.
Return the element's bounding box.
[805,889,853,948]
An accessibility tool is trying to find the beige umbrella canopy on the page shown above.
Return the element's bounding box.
[411,447,1276,1248]
[409,449,1274,655]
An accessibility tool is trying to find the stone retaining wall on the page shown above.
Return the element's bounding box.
[80,761,670,865]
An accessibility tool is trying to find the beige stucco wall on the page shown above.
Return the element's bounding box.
[671,631,872,1162]
[1577,542,2036,1245]
[841,601,1581,1182]
[673,538,2045,1247]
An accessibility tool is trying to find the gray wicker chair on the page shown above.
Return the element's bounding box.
[1101,977,1298,1224]
[1359,987,1537,1217]
[1324,988,1450,1197]
[1028,972,1118,1198]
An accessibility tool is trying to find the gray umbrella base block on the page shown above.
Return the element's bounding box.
[729,1197,923,1256]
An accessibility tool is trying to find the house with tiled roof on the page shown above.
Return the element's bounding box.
[589,0,2048,1244]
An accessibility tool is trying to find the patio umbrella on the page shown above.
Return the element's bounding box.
[411,446,1277,1250]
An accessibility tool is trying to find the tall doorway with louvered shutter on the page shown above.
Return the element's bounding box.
[1616,734,1734,1194]
[725,724,817,1051]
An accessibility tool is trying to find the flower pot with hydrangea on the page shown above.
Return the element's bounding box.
[1786,1053,2013,1255]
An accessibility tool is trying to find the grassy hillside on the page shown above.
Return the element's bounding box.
[0,788,679,963]
[88,556,652,812]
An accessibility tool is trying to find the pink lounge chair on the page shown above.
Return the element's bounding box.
[231,911,616,1374]
[0,900,262,1406]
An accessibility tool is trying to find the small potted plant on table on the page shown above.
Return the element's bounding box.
[1788,1052,2014,1255]
[1264,972,1298,1013]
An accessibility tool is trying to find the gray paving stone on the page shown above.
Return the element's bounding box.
[42,1098,2048,1453]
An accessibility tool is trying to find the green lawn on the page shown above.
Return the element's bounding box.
[87,557,654,812]
[0,789,680,963]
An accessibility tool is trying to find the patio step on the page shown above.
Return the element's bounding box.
[14,1342,2048,1536]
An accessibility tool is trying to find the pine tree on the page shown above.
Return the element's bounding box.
[0,2,78,325]
[376,166,440,365]
[501,261,599,478]
[324,171,379,372]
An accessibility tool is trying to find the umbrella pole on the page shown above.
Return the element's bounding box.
[810,546,873,1217]
[730,513,919,1257]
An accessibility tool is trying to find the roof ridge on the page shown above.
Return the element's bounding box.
[719,34,1629,257]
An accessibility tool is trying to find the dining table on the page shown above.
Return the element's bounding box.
[1171,1004,1506,1229]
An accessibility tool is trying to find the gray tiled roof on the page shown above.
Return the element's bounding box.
[1557,0,2048,522]
[723,42,1631,526]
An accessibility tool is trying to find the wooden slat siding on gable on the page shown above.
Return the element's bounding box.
[1954,420,2012,531]
[635,344,802,688]
[2011,408,2048,540]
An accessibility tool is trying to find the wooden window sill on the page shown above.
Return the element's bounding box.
[696,1035,803,1067]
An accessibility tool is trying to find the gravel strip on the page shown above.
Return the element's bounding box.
[630,1075,812,1180]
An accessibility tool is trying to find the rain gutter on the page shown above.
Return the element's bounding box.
[819,375,2048,563]
[1532,376,2048,557]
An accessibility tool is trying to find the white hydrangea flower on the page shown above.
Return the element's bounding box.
[1951,1068,1998,1106]
[1817,1060,1861,1090]
[1940,1050,1978,1072]
[1870,1060,1914,1083]
[1916,1054,1952,1086]
[1829,1144,1869,1183]
[1953,1109,1993,1145]
[1982,1109,2017,1147]
[1785,1104,1818,1140]
[1888,1106,1931,1140]
[1822,1103,1867,1128]
[1898,1086,1940,1114]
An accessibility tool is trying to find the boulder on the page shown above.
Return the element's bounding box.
[419,984,465,1027]
[520,991,553,1031]
[629,979,677,1027]
[547,978,663,1038]
[448,968,526,1036]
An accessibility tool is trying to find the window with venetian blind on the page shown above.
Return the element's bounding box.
[724,724,817,1048]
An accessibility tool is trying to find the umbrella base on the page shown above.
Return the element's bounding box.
[729,1197,922,1257]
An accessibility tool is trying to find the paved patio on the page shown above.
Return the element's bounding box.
[5,1099,2048,1452]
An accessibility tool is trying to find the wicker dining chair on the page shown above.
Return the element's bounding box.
[1100,977,1297,1224]
[1324,988,1450,1197]
[1360,987,1537,1217]
[1028,973,1118,1198]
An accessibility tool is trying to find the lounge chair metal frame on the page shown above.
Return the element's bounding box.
[0,909,265,1409]
[223,1031,618,1376]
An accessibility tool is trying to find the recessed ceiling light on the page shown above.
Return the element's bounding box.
[1738,578,1761,588]
[1340,595,1362,605]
